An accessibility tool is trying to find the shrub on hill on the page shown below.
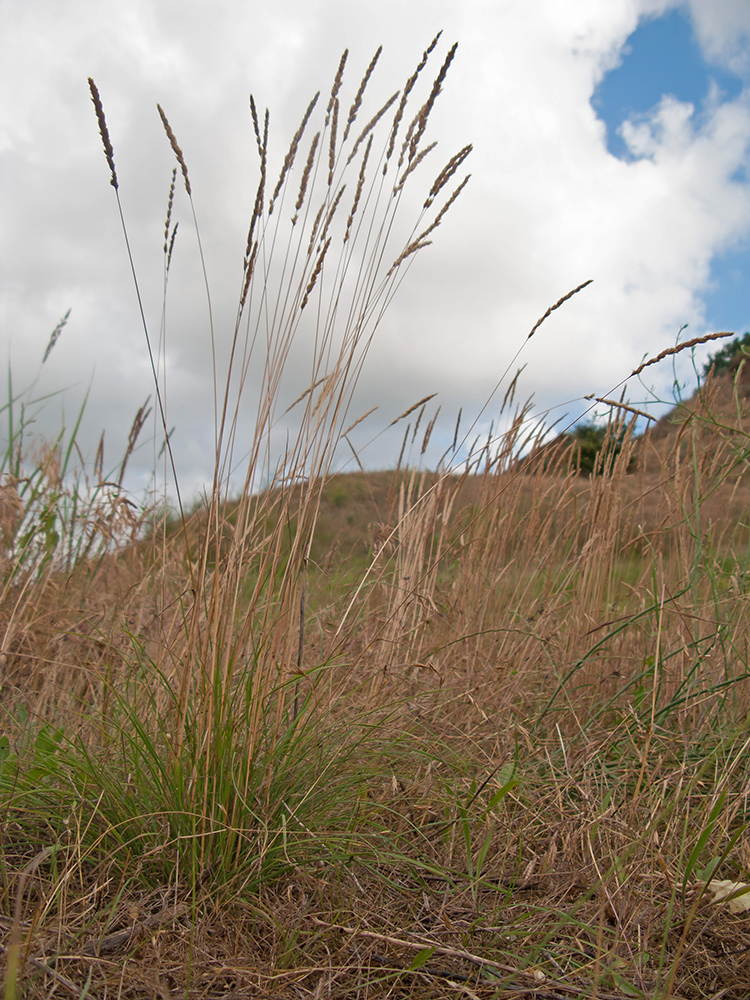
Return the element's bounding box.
[702,331,750,378]
[567,420,627,475]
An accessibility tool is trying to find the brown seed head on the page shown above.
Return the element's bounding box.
[347,90,398,165]
[405,41,458,165]
[328,98,338,186]
[300,237,331,311]
[386,33,442,164]
[344,135,372,243]
[157,104,191,196]
[326,50,348,125]
[270,92,319,215]
[88,78,118,189]
[343,45,383,143]
[424,144,472,208]
[294,131,320,217]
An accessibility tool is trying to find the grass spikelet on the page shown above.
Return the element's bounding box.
[163,168,176,254]
[411,403,426,443]
[318,186,346,248]
[412,174,471,243]
[157,104,191,196]
[306,201,328,258]
[629,331,735,378]
[328,99,338,187]
[87,78,118,189]
[41,308,71,365]
[344,136,372,243]
[386,239,431,276]
[294,130,320,219]
[245,109,268,267]
[269,92,319,215]
[396,422,410,470]
[389,163,471,272]
[326,49,348,124]
[386,32,442,165]
[249,94,263,157]
[424,143,473,208]
[342,45,382,143]
[117,398,152,485]
[403,41,458,166]
[421,406,440,454]
[239,241,257,311]
[167,220,178,272]
[389,393,438,426]
[585,396,657,421]
[394,141,437,193]
[346,91,399,165]
[343,405,378,436]
[527,279,593,339]
[300,237,331,310]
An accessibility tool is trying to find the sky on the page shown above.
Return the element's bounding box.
[1,0,749,500]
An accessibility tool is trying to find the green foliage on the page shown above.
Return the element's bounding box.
[568,421,626,475]
[702,331,750,378]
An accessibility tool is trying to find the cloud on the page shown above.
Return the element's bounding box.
[687,0,750,78]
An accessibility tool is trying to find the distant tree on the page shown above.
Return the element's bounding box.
[702,332,750,378]
[568,421,626,475]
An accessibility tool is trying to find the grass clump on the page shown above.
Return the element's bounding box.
[2,39,750,1000]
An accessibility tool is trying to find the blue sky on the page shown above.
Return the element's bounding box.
[594,6,749,337]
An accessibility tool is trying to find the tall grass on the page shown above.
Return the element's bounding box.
[2,39,750,1000]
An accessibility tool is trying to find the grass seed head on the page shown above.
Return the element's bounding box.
[157,104,191,196]
[88,77,118,189]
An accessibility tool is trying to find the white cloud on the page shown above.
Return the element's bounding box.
[687,0,750,78]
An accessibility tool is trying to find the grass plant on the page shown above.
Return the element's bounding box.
[2,39,750,999]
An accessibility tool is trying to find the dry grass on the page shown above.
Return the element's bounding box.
[2,41,750,1000]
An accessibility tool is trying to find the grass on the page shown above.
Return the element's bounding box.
[2,39,750,999]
